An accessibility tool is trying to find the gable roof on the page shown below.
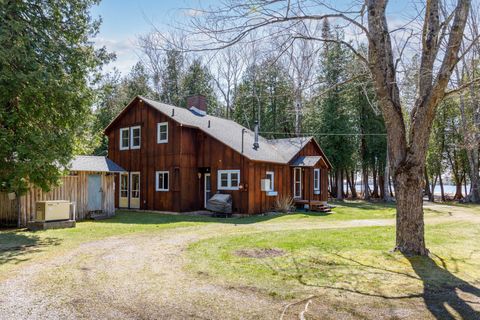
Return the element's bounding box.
[105,96,331,166]
[68,156,125,173]
[290,156,322,167]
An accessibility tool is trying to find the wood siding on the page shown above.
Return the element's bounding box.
[0,172,115,227]
[106,98,330,215]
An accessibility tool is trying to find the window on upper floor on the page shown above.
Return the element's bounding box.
[157,122,168,143]
[130,126,141,149]
[156,171,169,191]
[120,128,130,150]
[218,170,240,190]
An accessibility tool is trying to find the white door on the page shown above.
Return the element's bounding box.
[204,173,211,208]
[130,172,140,209]
[119,173,129,208]
[294,167,302,199]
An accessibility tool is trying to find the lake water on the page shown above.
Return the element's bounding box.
[346,184,471,196]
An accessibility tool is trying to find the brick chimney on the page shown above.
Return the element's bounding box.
[187,95,207,116]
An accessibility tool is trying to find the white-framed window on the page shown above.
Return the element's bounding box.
[293,167,302,199]
[157,122,168,143]
[130,126,141,149]
[266,171,274,191]
[217,170,240,190]
[156,171,169,191]
[120,128,130,150]
[314,168,320,194]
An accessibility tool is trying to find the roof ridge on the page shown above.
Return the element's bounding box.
[140,95,248,128]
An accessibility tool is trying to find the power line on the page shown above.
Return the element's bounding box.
[259,131,387,136]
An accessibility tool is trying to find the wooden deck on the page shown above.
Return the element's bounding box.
[294,199,331,212]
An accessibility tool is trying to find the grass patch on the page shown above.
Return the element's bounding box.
[187,221,480,300]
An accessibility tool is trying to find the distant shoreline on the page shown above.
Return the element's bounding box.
[346,184,472,196]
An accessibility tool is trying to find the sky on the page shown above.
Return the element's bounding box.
[90,0,416,75]
[90,0,214,74]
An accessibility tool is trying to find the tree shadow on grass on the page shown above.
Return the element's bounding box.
[261,252,480,319]
[0,231,61,265]
[406,254,480,320]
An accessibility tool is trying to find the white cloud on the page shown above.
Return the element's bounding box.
[183,8,204,17]
[92,37,140,75]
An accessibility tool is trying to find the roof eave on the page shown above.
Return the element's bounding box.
[103,96,142,134]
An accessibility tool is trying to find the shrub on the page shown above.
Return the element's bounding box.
[274,194,295,213]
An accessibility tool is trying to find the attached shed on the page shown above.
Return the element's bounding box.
[0,156,125,227]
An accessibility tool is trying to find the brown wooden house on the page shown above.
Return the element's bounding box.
[104,95,332,214]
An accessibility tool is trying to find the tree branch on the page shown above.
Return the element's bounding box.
[444,77,480,98]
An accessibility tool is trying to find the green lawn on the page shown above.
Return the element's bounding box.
[1,201,479,318]
[0,201,473,278]
[187,222,480,299]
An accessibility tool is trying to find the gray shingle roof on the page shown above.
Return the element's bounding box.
[68,156,125,172]
[290,156,322,167]
[140,96,314,164]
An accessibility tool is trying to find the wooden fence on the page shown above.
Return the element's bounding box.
[0,172,116,227]
[0,192,18,226]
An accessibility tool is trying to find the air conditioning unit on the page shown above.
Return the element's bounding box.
[36,201,71,222]
[261,179,271,191]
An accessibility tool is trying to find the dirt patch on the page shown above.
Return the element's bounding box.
[235,248,285,259]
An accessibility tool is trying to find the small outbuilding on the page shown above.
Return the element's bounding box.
[0,156,125,227]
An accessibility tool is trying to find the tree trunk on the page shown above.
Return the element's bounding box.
[349,170,358,199]
[372,164,379,198]
[362,167,370,200]
[329,173,336,198]
[388,173,394,197]
[454,179,464,200]
[439,174,446,202]
[383,146,393,201]
[345,170,351,199]
[429,175,437,203]
[294,98,302,136]
[342,170,347,198]
[394,166,428,255]
[466,151,480,203]
[336,169,343,200]
[379,174,385,199]
[424,170,431,201]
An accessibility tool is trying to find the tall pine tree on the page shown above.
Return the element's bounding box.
[233,58,295,136]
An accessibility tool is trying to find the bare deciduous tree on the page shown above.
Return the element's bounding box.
[172,0,476,255]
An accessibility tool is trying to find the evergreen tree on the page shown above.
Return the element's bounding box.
[233,59,295,135]
[181,58,218,114]
[92,62,154,155]
[160,49,184,106]
[305,23,356,199]
[0,0,110,195]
